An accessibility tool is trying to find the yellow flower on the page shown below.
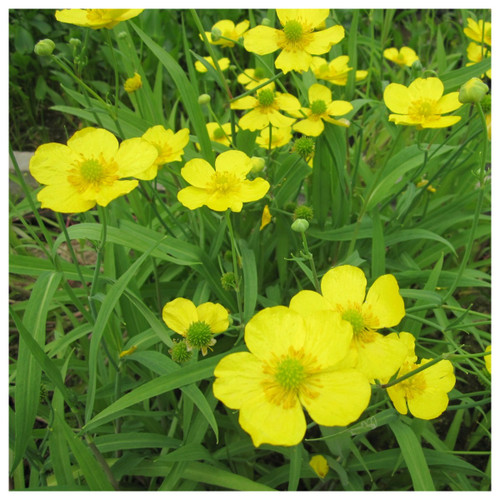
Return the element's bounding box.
[309,455,329,479]
[416,179,437,193]
[289,265,407,381]
[292,83,353,137]
[385,332,456,420]
[55,9,143,29]
[213,306,371,447]
[383,47,419,67]
[237,67,269,90]
[485,345,491,374]
[142,126,190,172]
[466,42,492,79]
[206,122,233,147]
[162,297,229,356]
[177,150,270,212]
[204,19,249,47]
[124,72,142,93]
[384,77,462,129]
[231,83,301,131]
[243,9,345,74]
[464,18,491,46]
[119,345,137,358]
[195,56,230,73]
[260,204,272,230]
[256,126,293,149]
[29,127,158,213]
[311,56,367,86]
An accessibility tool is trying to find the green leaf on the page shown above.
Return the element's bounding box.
[11,271,62,473]
[240,242,258,323]
[441,57,491,92]
[389,418,435,491]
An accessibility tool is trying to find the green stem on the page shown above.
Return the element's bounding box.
[225,210,243,326]
[89,206,108,320]
[230,71,284,102]
[301,232,320,293]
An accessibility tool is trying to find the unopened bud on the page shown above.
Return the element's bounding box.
[34,39,55,57]
[250,156,265,173]
[291,218,309,233]
[198,93,211,105]
[69,38,81,48]
[261,17,271,26]
[211,27,222,42]
[459,77,489,104]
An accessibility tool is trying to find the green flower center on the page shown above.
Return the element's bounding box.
[283,20,304,43]
[342,308,366,336]
[253,67,266,79]
[258,88,275,107]
[293,137,315,158]
[275,357,306,391]
[80,159,105,183]
[186,321,213,349]
[213,127,226,140]
[310,99,327,115]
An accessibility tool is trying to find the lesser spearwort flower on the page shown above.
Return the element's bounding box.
[384,77,462,129]
[204,19,249,47]
[309,455,329,479]
[310,55,367,86]
[383,47,419,67]
[289,265,407,381]
[256,126,293,149]
[29,127,158,213]
[237,67,269,90]
[243,9,345,74]
[124,72,142,93]
[384,332,456,420]
[142,125,190,170]
[55,9,143,29]
[162,298,229,356]
[463,18,491,46]
[213,306,371,446]
[177,150,270,212]
[292,83,353,136]
[195,56,230,73]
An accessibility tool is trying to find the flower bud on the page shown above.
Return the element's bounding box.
[459,77,489,104]
[124,72,142,93]
[291,218,309,233]
[261,17,271,26]
[221,272,236,291]
[211,26,222,42]
[198,93,211,105]
[250,156,265,173]
[309,455,329,479]
[69,38,81,48]
[34,39,55,57]
[117,31,128,40]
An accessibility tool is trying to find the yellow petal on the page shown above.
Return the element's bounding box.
[321,265,367,310]
[387,384,409,415]
[364,274,405,329]
[327,100,353,117]
[37,183,95,213]
[485,345,491,374]
[407,391,450,420]
[383,47,399,62]
[308,83,332,104]
[384,83,411,114]
[206,191,243,212]
[275,48,312,74]
[213,352,266,409]
[243,26,280,54]
[162,297,198,335]
[420,359,456,393]
[67,127,118,159]
[301,369,370,426]
[239,178,270,203]
[29,143,76,184]
[177,186,210,210]
[181,158,214,188]
[293,117,324,137]
[421,115,461,129]
[408,77,444,101]
[196,302,229,334]
[436,92,462,114]
[267,109,297,129]
[274,93,302,113]
[277,9,329,29]
[260,204,272,230]
[238,109,271,131]
[115,138,158,180]
[306,25,345,55]
[215,150,252,177]
[230,95,258,110]
[93,179,139,206]
[289,289,331,315]
[239,390,306,447]
[244,306,306,360]
[309,455,329,478]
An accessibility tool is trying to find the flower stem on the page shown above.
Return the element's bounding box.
[301,232,320,293]
[89,206,108,320]
[225,210,243,326]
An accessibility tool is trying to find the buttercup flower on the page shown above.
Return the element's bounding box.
[289,265,407,381]
[384,77,462,129]
[195,56,230,73]
[243,9,345,74]
[385,332,456,420]
[466,42,492,79]
[292,83,353,137]
[383,47,419,67]
[55,9,143,29]
[124,72,142,93]
[204,19,249,47]
[309,455,329,479]
[237,67,269,90]
[213,306,371,447]
[311,55,368,86]
[464,18,491,46]
[256,126,293,149]
[142,125,190,172]
[206,122,233,147]
[231,83,301,131]
[162,297,229,355]
[260,204,272,230]
[29,127,158,213]
[177,150,270,212]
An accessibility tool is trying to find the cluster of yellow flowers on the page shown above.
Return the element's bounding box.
[210,265,456,447]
